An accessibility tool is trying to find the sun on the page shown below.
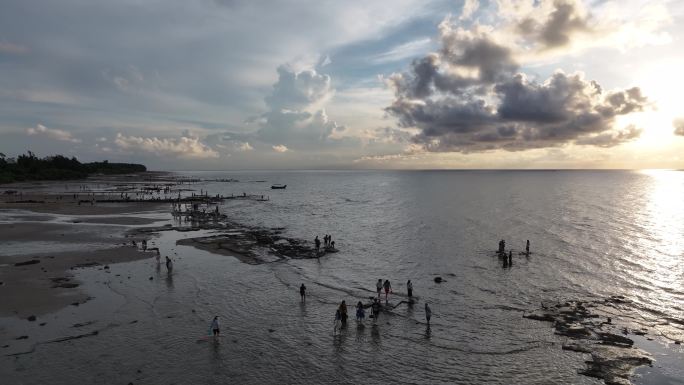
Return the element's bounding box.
[626,59,684,147]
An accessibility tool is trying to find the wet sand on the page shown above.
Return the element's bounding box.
[0,247,149,318]
[0,189,167,319]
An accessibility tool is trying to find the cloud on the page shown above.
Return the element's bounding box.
[235,141,253,151]
[460,0,479,21]
[675,119,684,136]
[574,125,642,147]
[114,133,218,159]
[256,65,345,149]
[512,0,592,50]
[265,65,332,110]
[26,124,82,143]
[385,5,649,153]
[272,144,288,152]
[370,38,432,64]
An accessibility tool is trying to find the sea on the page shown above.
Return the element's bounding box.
[2,170,684,384]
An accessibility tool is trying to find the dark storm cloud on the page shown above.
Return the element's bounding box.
[385,10,648,153]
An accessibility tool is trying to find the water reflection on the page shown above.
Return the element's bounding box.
[638,170,684,303]
[166,272,174,289]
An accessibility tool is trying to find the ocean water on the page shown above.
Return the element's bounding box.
[2,170,684,384]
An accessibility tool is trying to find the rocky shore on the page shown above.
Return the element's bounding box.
[524,296,683,385]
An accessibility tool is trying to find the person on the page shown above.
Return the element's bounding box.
[132,240,137,248]
[142,239,147,251]
[338,301,348,326]
[383,279,392,302]
[526,239,530,255]
[330,240,335,250]
[314,236,321,252]
[210,316,220,337]
[300,283,306,301]
[508,250,513,266]
[376,279,383,298]
[371,298,381,323]
[425,303,432,325]
[165,256,173,271]
[356,301,365,322]
[407,279,413,298]
[498,239,504,254]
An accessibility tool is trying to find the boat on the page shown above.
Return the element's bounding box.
[271,184,287,189]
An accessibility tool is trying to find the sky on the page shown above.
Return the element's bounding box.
[1,0,683,170]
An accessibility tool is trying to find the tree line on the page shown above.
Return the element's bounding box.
[0,152,146,183]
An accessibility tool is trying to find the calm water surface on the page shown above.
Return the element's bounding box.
[3,170,684,384]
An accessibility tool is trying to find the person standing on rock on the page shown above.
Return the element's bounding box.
[526,239,530,255]
[165,256,173,272]
[407,279,413,299]
[376,279,383,298]
[425,303,432,325]
[300,283,306,302]
[314,236,321,252]
[383,279,392,302]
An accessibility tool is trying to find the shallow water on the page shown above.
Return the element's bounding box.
[2,170,684,384]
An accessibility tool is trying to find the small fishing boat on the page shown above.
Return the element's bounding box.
[271,184,287,189]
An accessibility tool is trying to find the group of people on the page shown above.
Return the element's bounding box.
[498,239,531,267]
[329,278,431,334]
[314,234,336,252]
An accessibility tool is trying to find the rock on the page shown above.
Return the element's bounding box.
[523,311,555,322]
[434,277,443,283]
[562,342,592,353]
[15,335,28,340]
[149,276,153,280]
[14,259,40,266]
[39,322,46,326]
[27,315,36,322]
[268,328,275,333]
[675,341,681,345]
[598,332,633,346]
[104,265,110,269]
[54,282,79,289]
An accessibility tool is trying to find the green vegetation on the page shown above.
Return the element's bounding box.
[0,152,146,184]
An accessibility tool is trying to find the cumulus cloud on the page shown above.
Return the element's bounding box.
[26,124,82,143]
[674,119,684,136]
[512,0,592,50]
[256,65,345,149]
[235,141,254,151]
[385,3,649,153]
[272,144,289,152]
[114,133,219,159]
